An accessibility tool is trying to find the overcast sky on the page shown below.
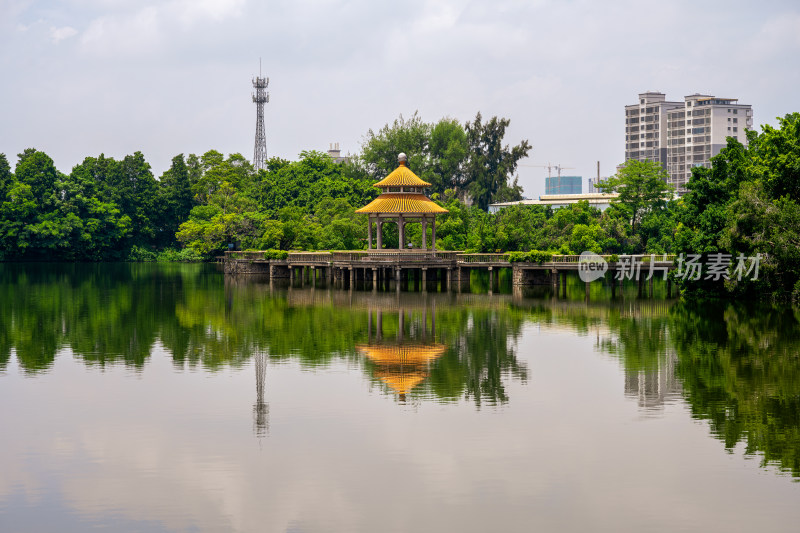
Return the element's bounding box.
[2,0,799,197]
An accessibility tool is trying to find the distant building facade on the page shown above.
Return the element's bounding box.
[545,175,582,195]
[488,193,619,214]
[327,142,349,164]
[587,177,610,192]
[625,91,753,193]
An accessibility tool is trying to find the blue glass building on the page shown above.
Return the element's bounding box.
[545,176,582,195]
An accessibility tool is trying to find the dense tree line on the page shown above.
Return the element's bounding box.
[1,111,798,300]
[0,111,529,260]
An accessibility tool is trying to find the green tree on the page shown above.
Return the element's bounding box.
[428,118,468,195]
[361,112,432,182]
[15,148,61,213]
[676,114,800,300]
[602,159,674,234]
[463,113,531,211]
[158,154,194,247]
[0,154,13,202]
[749,113,800,200]
[116,152,159,248]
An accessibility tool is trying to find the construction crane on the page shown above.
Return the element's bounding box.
[519,162,575,178]
[519,162,575,194]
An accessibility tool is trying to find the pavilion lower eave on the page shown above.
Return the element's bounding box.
[355,193,448,214]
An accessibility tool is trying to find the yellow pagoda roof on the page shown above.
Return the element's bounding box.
[373,370,427,395]
[357,343,447,365]
[355,193,448,214]
[373,161,432,188]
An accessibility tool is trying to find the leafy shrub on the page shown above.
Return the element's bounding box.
[127,245,157,262]
[503,250,553,264]
[156,248,203,262]
[263,249,289,260]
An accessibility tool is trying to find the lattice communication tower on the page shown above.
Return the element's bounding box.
[252,70,269,171]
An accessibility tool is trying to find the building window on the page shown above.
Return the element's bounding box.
[728,117,731,122]
[733,118,738,123]
[733,127,738,132]
[734,109,738,114]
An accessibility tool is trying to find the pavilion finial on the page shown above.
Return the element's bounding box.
[398,153,407,165]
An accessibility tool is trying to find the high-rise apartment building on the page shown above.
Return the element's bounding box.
[625,92,682,170]
[665,95,753,192]
[625,91,753,193]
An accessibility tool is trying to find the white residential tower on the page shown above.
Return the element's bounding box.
[625,91,753,193]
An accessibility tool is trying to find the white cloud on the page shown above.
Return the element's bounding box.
[1,0,799,190]
[50,25,78,43]
[175,0,246,25]
[744,12,800,60]
[79,6,162,56]
[77,0,246,56]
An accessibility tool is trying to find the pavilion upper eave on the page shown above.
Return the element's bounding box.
[355,193,448,214]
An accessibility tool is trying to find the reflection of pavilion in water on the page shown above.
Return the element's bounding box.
[357,307,445,402]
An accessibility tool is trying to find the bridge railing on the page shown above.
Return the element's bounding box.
[225,251,677,265]
[287,252,333,263]
[549,254,676,264]
[332,251,368,261]
[225,251,266,261]
[457,253,510,264]
[330,251,456,262]
[434,251,461,260]
[639,254,676,263]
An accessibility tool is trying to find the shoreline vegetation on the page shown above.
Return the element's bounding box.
[1,111,798,302]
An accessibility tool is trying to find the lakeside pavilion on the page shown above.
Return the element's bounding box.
[356,153,448,250]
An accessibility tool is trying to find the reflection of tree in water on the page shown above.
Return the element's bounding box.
[669,302,800,477]
[515,297,800,478]
[0,265,529,410]
[431,307,528,406]
[0,263,181,373]
[8,264,800,476]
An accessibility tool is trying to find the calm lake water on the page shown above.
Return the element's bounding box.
[1,263,799,532]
